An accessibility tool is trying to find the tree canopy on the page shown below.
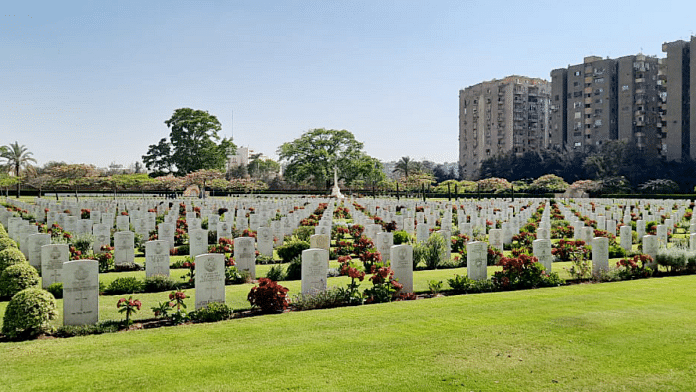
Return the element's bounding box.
[142,108,236,176]
[1,142,36,197]
[278,128,382,188]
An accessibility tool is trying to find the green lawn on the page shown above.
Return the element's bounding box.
[2,275,696,391]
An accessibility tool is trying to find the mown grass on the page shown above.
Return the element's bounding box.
[2,275,696,391]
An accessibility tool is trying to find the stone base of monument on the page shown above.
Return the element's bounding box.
[330,185,344,199]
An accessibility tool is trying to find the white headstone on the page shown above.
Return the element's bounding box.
[63,260,99,325]
[390,244,413,293]
[257,227,274,257]
[619,225,632,252]
[301,249,329,294]
[488,229,503,251]
[194,254,225,310]
[591,237,609,277]
[376,232,394,263]
[41,244,68,289]
[145,240,170,277]
[234,237,256,279]
[642,235,658,269]
[116,215,130,231]
[309,234,330,252]
[92,223,111,254]
[158,222,175,251]
[27,233,51,269]
[467,241,488,281]
[532,239,553,272]
[189,229,208,257]
[416,224,429,243]
[113,231,135,266]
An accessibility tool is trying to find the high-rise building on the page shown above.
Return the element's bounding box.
[661,37,696,161]
[549,54,661,156]
[458,75,550,180]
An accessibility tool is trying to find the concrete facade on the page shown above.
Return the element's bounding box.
[661,38,696,161]
[459,75,550,180]
[550,55,661,156]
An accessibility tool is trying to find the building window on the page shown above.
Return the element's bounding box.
[574,112,581,119]
[594,78,604,83]
[594,119,602,127]
[574,71,581,76]
[574,142,582,147]
[622,85,629,91]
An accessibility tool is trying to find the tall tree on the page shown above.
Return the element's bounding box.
[142,108,236,176]
[392,156,413,178]
[47,164,98,200]
[278,128,374,188]
[1,142,37,197]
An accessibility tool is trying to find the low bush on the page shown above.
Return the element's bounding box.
[392,230,411,245]
[284,255,303,281]
[265,264,285,281]
[0,247,27,274]
[142,275,178,293]
[0,263,40,299]
[53,320,121,338]
[104,277,143,295]
[292,226,315,242]
[413,233,446,270]
[492,254,564,290]
[291,287,346,311]
[225,266,250,285]
[0,237,17,252]
[447,275,496,294]
[247,278,289,313]
[276,238,310,263]
[2,288,58,340]
[190,302,233,323]
[46,282,63,299]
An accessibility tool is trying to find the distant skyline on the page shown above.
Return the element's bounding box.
[3,0,696,168]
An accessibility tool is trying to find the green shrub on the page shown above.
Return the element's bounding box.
[292,226,315,242]
[656,247,690,271]
[0,247,27,274]
[104,277,143,295]
[53,320,121,338]
[247,278,289,313]
[190,302,233,323]
[0,224,8,238]
[142,275,178,293]
[284,255,302,281]
[392,230,411,245]
[46,282,63,299]
[447,275,496,294]
[2,288,58,340]
[492,255,565,290]
[225,266,250,285]
[71,234,94,254]
[276,238,310,263]
[291,287,346,310]
[0,263,40,299]
[413,233,446,270]
[265,264,285,281]
[0,237,17,252]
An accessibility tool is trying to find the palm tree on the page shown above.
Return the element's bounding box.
[392,156,413,178]
[1,142,37,198]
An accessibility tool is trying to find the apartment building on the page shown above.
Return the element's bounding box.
[661,37,696,161]
[458,75,550,180]
[549,54,661,156]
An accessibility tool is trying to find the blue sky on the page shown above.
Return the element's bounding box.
[2,0,696,168]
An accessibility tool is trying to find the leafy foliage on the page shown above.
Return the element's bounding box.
[2,288,57,340]
[247,278,289,313]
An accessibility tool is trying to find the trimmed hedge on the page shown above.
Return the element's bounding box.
[2,288,58,340]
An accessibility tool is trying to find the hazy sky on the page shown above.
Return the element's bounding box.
[3,0,696,168]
